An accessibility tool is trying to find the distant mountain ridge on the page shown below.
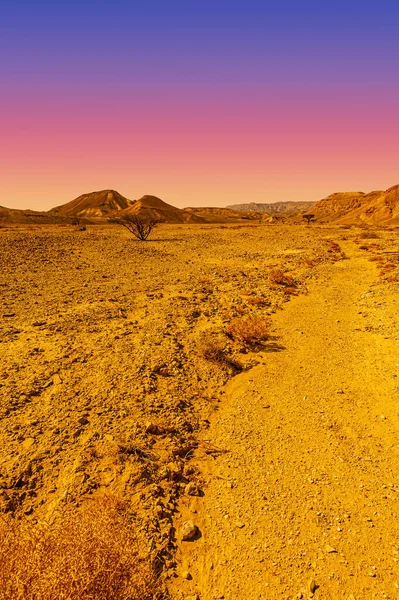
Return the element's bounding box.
[227,201,316,214]
[3,185,399,226]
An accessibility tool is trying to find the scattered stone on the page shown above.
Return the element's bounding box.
[325,544,337,553]
[185,595,199,600]
[181,570,192,580]
[3,313,15,318]
[145,422,159,434]
[308,578,317,593]
[181,520,198,541]
[235,521,245,529]
[186,481,201,496]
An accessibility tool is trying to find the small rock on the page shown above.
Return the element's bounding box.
[145,422,158,434]
[308,578,317,593]
[181,520,198,541]
[325,544,337,553]
[185,595,199,600]
[186,482,201,496]
[181,571,192,580]
[3,313,15,318]
[235,522,245,529]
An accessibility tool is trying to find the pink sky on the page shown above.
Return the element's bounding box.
[2,2,399,210]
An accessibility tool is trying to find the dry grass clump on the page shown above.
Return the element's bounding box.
[246,296,270,307]
[268,268,296,287]
[0,496,158,600]
[359,230,379,239]
[227,315,271,346]
[198,332,242,371]
[198,332,228,364]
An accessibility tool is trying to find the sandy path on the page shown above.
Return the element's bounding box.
[174,242,399,599]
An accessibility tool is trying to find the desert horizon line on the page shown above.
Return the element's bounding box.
[2,181,399,213]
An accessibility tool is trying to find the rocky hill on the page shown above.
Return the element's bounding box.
[182,207,262,223]
[120,195,205,224]
[49,189,132,218]
[227,201,316,214]
[0,205,70,225]
[313,184,399,224]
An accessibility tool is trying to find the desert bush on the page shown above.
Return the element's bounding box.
[198,332,242,371]
[0,496,157,600]
[198,332,228,364]
[110,215,160,241]
[268,268,296,287]
[303,213,315,225]
[359,231,379,239]
[227,315,271,346]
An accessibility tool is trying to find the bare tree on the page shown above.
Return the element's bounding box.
[303,213,316,225]
[110,214,160,241]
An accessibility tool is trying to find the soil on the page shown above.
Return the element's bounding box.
[172,235,399,599]
[1,223,399,598]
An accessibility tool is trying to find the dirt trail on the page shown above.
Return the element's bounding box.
[174,241,399,599]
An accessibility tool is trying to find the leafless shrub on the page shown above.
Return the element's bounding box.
[110,215,160,241]
[227,315,271,346]
[0,496,158,600]
[303,213,316,225]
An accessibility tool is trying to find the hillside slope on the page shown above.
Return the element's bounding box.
[120,195,206,224]
[183,207,262,223]
[50,189,132,218]
[314,184,399,224]
[0,205,69,225]
[227,201,316,214]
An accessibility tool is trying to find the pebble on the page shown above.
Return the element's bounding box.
[325,544,337,553]
[181,570,192,580]
[308,578,317,593]
[181,520,198,541]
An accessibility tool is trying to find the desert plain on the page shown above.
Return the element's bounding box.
[1,221,399,599]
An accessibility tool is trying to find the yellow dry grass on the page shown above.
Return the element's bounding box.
[0,496,158,600]
[227,315,271,346]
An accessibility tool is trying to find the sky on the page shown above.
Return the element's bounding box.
[1,0,399,210]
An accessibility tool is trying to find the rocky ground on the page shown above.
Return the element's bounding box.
[1,222,396,598]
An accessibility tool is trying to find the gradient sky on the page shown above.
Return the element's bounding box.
[1,0,399,210]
